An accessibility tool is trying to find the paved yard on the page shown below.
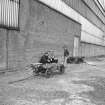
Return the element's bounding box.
[0,57,105,105]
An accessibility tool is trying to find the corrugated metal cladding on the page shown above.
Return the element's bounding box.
[82,0,105,25]
[0,0,19,29]
[63,0,87,16]
[62,0,105,31]
[80,42,105,57]
[97,0,105,10]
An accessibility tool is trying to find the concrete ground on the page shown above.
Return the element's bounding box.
[0,57,105,105]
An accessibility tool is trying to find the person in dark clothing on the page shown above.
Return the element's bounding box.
[63,45,69,64]
[39,52,50,64]
[39,51,58,64]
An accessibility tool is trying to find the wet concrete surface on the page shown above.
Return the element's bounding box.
[0,58,105,105]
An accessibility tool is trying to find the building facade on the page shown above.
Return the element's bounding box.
[0,0,105,70]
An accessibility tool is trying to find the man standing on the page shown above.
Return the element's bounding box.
[63,45,69,65]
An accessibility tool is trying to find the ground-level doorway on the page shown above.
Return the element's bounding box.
[73,36,79,57]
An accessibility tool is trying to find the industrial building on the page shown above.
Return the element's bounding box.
[0,0,105,70]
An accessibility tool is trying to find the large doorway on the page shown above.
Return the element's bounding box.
[73,36,79,56]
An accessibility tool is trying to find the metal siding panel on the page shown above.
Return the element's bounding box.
[83,0,105,25]
[0,0,19,28]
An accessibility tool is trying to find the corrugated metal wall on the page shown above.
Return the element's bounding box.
[83,0,105,24]
[63,0,105,31]
[0,0,19,28]
[80,42,105,57]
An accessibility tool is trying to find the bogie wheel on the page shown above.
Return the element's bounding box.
[59,64,65,74]
[45,68,52,78]
[33,67,39,76]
